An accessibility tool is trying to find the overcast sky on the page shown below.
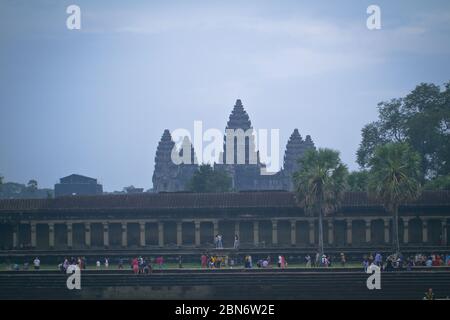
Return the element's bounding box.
[1,0,450,191]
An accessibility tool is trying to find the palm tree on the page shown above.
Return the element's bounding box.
[293,148,348,257]
[368,143,421,254]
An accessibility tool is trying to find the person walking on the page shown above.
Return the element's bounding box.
[33,257,40,271]
[340,253,346,267]
[201,254,207,268]
[217,234,223,249]
[132,257,139,275]
[305,254,311,268]
[233,235,240,249]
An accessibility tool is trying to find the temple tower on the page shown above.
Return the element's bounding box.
[152,130,199,192]
[282,129,316,190]
[152,130,178,192]
[221,99,258,165]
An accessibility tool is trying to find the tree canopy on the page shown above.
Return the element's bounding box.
[357,82,450,181]
[347,170,369,192]
[367,142,422,253]
[187,164,232,193]
[293,148,348,255]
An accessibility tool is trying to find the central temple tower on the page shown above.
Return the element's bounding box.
[152,99,316,192]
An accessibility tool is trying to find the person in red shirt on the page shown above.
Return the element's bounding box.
[201,254,207,269]
[132,258,139,274]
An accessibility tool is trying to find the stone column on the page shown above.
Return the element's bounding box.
[309,220,315,245]
[365,219,371,243]
[48,223,55,249]
[383,218,390,244]
[176,222,182,247]
[67,222,73,248]
[85,222,91,248]
[195,221,201,247]
[403,218,410,244]
[140,222,146,247]
[253,221,259,246]
[121,222,127,248]
[158,222,164,247]
[103,222,109,248]
[272,220,278,246]
[12,224,18,249]
[31,222,37,248]
[290,220,296,246]
[328,220,334,246]
[346,219,352,245]
[422,219,428,244]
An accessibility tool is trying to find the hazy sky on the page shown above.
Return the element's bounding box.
[1,0,450,191]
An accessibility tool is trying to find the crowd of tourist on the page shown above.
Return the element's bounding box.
[5,251,450,273]
[360,252,450,272]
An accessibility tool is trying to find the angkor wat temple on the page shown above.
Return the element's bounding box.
[152,99,315,192]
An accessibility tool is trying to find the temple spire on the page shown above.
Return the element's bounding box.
[283,128,304,173]
[152,129,177,192]
[225,99,252,131]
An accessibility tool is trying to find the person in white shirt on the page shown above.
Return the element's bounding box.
[104,258,109,268]
[33,257,40,270]
[96,261,101,269]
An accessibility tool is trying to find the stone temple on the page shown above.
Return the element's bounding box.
[152,99,315,192]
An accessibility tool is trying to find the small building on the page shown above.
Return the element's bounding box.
[54,174,103,197]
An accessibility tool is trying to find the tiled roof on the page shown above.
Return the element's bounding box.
[0,191,449,212]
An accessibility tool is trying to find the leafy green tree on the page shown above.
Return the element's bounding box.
[347,170,369,192]
[293,148,348,257]
[187,164,232,193]
[367,143,422,254]
[357,82,450,181]
[27,179,38,192]
[424,175,450,191]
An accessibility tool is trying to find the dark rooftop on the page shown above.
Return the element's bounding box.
[0,191,449,212]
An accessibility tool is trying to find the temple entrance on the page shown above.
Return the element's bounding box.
[259,221,272,247]
[19,224,31,249]
[200,222,214,246]
[127,223,139,247]
[145,223,158,246]
[296,221,309,246]
[278,221,291,246]
[182,222,195,245]
[91,223,103,247]
[409,218,422,244]
[0,224,13,249]
[334,220,346,246]
[109,223,122,247]
[72,223,85,248]
[352,220,365,245]
[428,219,442,245]
[163,222,177,247]
[36,224,49,249]
[240,221,253,247]
[218,221,234,248]
[371,219,384,245]
[54,224,67,248]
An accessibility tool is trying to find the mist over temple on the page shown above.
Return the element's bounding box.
[152,99,315,192]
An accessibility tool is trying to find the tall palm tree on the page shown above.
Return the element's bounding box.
[368,143,421,254]
[293,148,348,257]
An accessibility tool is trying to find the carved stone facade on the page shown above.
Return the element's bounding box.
[152,100,316,192]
